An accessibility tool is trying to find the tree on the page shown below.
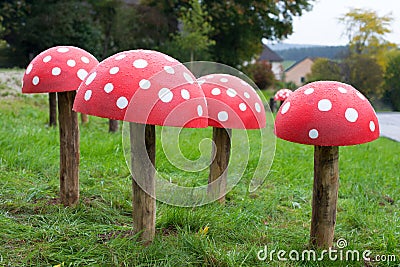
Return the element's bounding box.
[342,54,383,98]
[0,0,103,67]
[384,51,400,111]
[168,0,215,62]
[243,61,275,90]
[338,8,396,55]
[306,58,342,82]
[204,0,314,66]
[143,0,315,67]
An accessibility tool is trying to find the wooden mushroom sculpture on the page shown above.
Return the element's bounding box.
[73,49,207,243]
[22,46,98,206]
[274,88,292,107]
[274,81,380,248]
[198,74,266,204]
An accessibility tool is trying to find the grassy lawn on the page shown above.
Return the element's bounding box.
[0,79,399,266]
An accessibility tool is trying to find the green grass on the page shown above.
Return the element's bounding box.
[0,93,399,266]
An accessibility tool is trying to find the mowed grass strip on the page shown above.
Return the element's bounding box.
[0,93,398,266]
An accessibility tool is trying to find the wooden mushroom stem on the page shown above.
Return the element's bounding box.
[80,113,89,124]
[310,145,339,248]
[129,122,156,243]
[208,127,232,204]
[49,92,57,127]
[57,91,80,206]
[109,119,119,132]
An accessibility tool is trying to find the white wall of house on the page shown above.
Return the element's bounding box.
[271,62,283,81]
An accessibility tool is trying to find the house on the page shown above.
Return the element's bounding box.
[284,57,314,86]
[259,45,284,81]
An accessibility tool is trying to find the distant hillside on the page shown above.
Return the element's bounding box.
[273,45,348,61]
[269,43,322,51]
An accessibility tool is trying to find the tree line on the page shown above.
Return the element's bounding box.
[0,0,314,68]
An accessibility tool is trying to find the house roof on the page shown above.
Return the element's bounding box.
[284,57,314,72]
[259,45,283,62]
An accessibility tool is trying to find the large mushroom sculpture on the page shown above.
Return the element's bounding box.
[274,81,380,248]
[274,88,292,107]
[22,46,98,206]
[73,49,207,243]
[198,74,266,204]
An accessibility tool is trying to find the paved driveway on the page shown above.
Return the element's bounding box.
[377,112,400,142]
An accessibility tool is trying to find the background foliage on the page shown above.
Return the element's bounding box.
[0,0,315,67]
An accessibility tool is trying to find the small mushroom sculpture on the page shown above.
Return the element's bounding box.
[198,74,266,204]
[22,46,99,206]
[73,49,207,243]
[274,88,292,107]
[274,81,380,248]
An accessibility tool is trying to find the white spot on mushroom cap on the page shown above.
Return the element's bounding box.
[139,79,151,90]
[239,103,247,111]
[181,89,190,100]
[164,66,175,74]
[220,78,228,83]
[32,76,39,85]
[115,54,126,60]
[77,69,88,81]
[309,129,319,139]
[85,72,97,85]
[43,55,52,63]
[109,67,119,75]
[81,56,90,63]
[356,91,366,100]
[57,47,69,53]
[67,59,76,67]
[26,64,33,75]
[369,121,376,132]
[197,79,206,85]
[183,72,194,84]
[318,99,332,112]
[304,88,314,95]
[51,67,61,76]
[133,59,148,68]
[211,88,221,95]
[164,55,176,62]
[345,108,358,122]
[84,90,92,101]
[116,97,128,109]
[255,103,261,113]
[206,75,214,79]
[338,86,347,93]
[244,92,250,99]
[158,88,173,103]
[197,105,203,116]
[226,88,237,97]
[104,83,114,93]
[281,102,290,114]
[218,111,228,122]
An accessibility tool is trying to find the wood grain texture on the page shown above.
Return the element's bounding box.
[130,122,156,243]
[310,145,339,248]
[208,127,231,204]
[57,91,79,206]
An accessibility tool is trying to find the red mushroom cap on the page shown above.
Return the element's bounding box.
[22,46,98,93]
[274,81,380,146]
[73,49,207,128]
[198,74,266,129]
[274,88,292,101]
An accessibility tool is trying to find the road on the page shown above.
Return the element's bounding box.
[377,112,400,142]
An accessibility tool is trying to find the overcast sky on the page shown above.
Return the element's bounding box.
[279,0,400,46]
